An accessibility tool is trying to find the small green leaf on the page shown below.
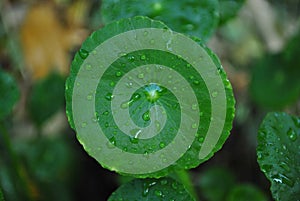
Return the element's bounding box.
[101,0,219,41]
[29,73,65,126]
[198,167,236,201]
[0,69,19,120]
[226,184,268,201]
[219,0,245,25]
[250,31,300,109]
[108,177,194,201]
[257,112,300,201]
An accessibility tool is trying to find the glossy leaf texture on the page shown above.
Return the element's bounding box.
[108,177,194,201]
[0,69,19,120]
[65,16,235,178]
[28,73,65,126]
[257,112,300,201]
[250,31,300,109]
[101,0,219,41]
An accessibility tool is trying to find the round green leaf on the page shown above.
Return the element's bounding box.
[226,184,268,201]
[65,16,235,177]
[0,69,19,120]
[29,73,65,126]
[101,0,219,41]
[257,112,300,201]
[108,177,194,201]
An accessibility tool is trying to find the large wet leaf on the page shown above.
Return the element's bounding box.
[101,0,219,41]
[108,177,194,201]
[257,112,300,201]
[0,69,19,120]
[65,16,235,177]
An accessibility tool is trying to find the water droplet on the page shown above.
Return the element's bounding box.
[257,153,263,160]
[105,93,113,101]
[279,161,291,172]
[81,122,87,128]
[143,31,148,36]
[118,52,127,57]
[280,174,294,187]
[292,117,300,128]
[189,75,194,80]
[127,55,135,62]
[131,93,141,101]
[86,93,93,100]
[143,151,149,158]
[130,137,139,144]
[155,121,161,131]
[126,82,133,88]
[159,142,166,148]
[150,39,155,44]
[140,55,146,60]
[105,122,109,128]
[138,73,144,79]
[102,111,109,116]
[261,164,272,173]
[142,186,149,197]
[198,136,204,143]
[79,49,89,59]
[106,139,115,149]
[120,101,130,109]
[110,81,115,87]
[109,136,116,145]
[186,64,191,68]
[211,91,218,98]
[193,80,200,85]
[191,104,197,110]
[85,64,92,70]
[192,123,197,129]
[154,190,163,197]
[142,110,150,121]
[115,71,122,77]
[287,128,297,141]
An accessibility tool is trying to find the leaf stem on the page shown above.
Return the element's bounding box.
[173,170,198,201]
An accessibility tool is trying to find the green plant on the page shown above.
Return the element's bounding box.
[65,15,235,199]
[1,0,299,200]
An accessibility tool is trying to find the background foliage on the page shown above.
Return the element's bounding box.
[0,0,299,200]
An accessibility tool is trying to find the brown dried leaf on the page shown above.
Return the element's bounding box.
[20,2,87,81]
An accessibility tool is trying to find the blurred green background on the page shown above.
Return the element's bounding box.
[0,0,299,200]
